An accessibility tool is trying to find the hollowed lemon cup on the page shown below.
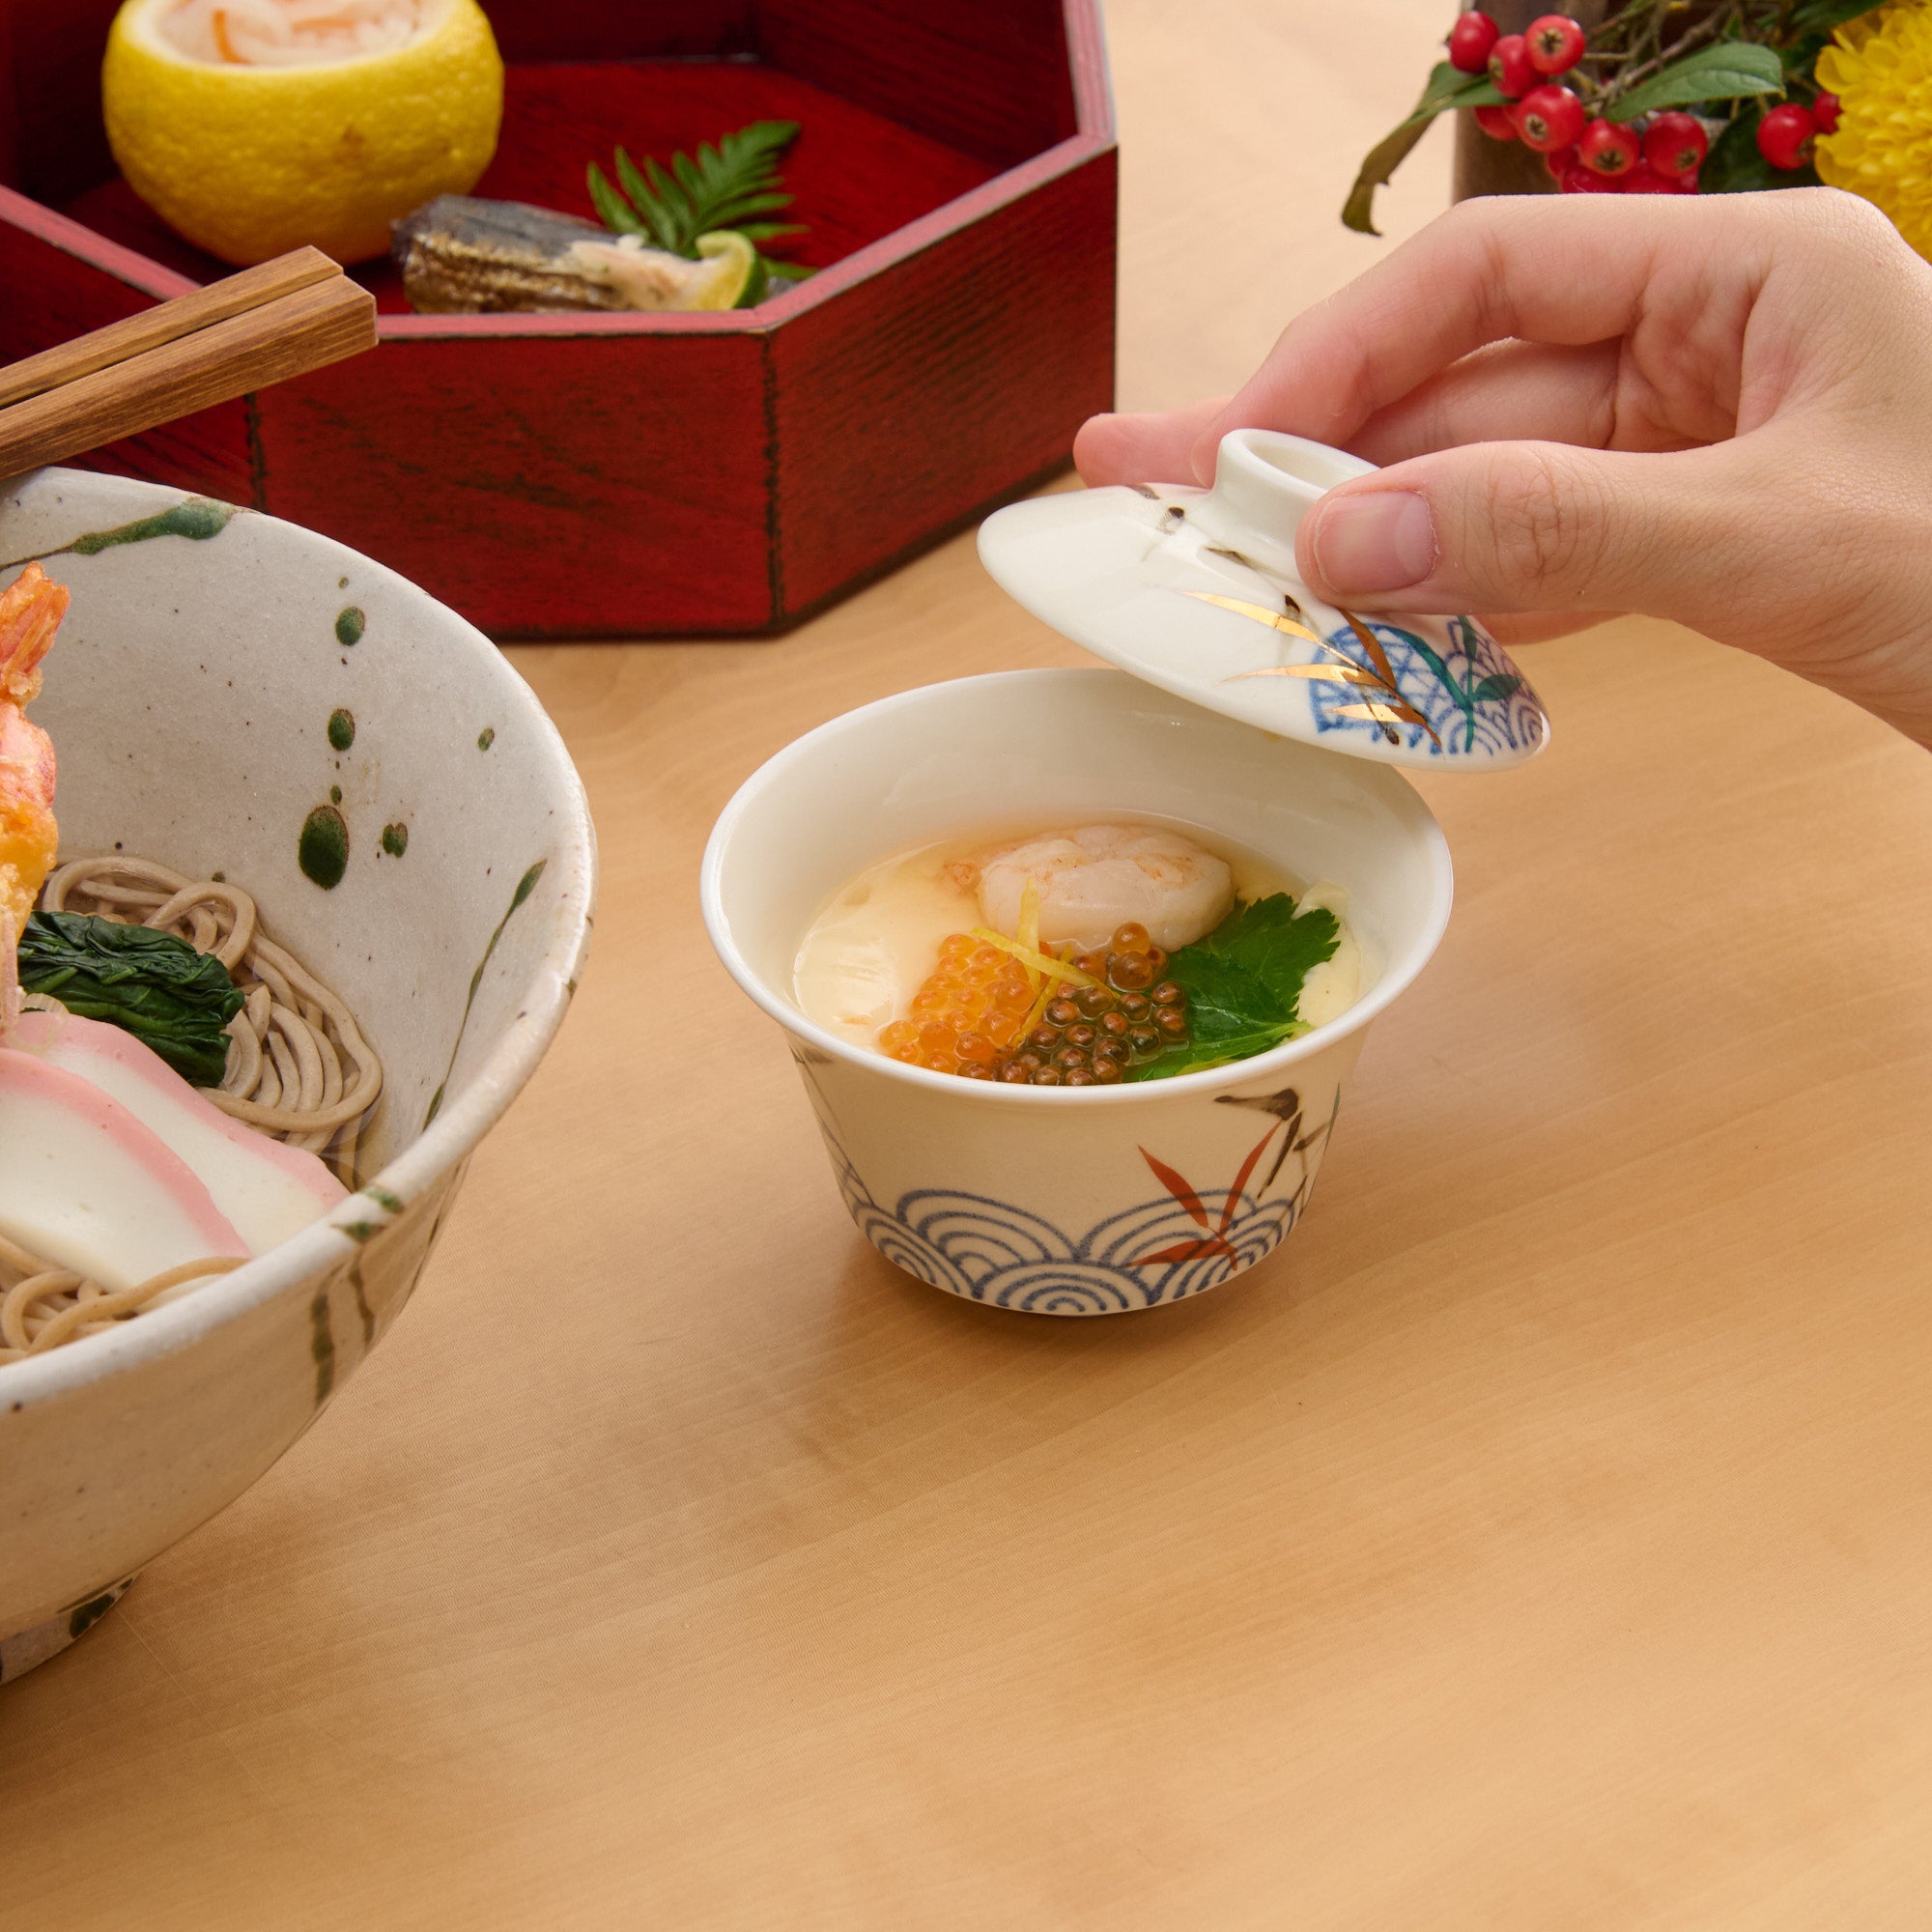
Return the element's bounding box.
[103,0,504,266]
[701,668,1451,1317]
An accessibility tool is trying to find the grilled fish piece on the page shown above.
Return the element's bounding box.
[392,196,747,313]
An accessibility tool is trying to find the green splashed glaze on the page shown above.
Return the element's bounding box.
[67,1590,122,1640]
[381,822,409,858]
[329,785,342,805]
[477,727,495,752]
[298,805,349,890]
[327,708,355,751]
[424,860,548,1128]
[350,1263,376,1348]
[310,1290,335,1406]
[3,497,239,569]
[73,499,236,553]
[335,607,365,647]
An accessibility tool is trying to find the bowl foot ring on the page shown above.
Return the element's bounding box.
[0,1576,136,1685]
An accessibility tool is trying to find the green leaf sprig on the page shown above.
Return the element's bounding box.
[1604,40,1784,122]
[587,120,813,308]
[1127,894,1342,1083]
[1345,61,1507,235]
[1345,0,1885,234]
[17,910,244,1087]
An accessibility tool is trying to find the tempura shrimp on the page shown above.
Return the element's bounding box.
[0,562,68,1030]
[971,823,1234,953]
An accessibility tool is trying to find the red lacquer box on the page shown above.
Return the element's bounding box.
[0,1,1116,637]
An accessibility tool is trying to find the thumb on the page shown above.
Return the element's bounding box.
[1295,440,1754,627]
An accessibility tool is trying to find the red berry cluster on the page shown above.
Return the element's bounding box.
[1756,95,1836,170]
[1450,10,1706,196]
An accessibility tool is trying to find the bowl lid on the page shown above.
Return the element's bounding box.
[978,430,1549,772]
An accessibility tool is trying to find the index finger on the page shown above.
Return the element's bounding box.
[1193,193,1770,474]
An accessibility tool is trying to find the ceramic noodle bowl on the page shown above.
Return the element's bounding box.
[702,669,1452,1318]
[0,469,594,1683]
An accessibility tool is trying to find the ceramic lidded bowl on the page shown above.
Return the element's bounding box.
[979,428,1549,771]
[703,432,1548,1317]
[703,668,1452,1316]
[0,468,595,1683]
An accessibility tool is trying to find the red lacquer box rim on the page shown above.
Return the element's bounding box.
[0,0,1114,343]
[0,0,1119,637]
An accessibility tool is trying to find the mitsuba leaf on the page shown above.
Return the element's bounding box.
[1127,895,1342,1082]
[16,911,243,1087]
[1183,895,1343,1013]
[1607,43,1785,123]
[1344,62,1506,238]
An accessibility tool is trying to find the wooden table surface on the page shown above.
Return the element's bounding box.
[8,5,1932,1926]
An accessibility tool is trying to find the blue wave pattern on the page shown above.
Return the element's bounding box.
[1309,615,1546,757]
[815,1130,1315,1317]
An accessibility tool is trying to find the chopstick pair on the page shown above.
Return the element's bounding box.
[0,247,377,480]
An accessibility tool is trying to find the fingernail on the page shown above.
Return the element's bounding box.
[1309,491,1436,595]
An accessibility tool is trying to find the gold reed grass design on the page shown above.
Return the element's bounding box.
[1183,592,1442,748]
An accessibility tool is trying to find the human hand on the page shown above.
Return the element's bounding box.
[1074,189,1932,747]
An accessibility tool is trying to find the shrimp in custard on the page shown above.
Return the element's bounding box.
[0,562,68,1029]
[969,823,1235,955]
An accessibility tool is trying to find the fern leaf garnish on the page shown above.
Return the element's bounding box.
[611,152,673,249]
[585,163,646,240]
[589,120,805,261]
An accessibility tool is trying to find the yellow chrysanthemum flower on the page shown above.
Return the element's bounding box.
[1816,3,1932,261]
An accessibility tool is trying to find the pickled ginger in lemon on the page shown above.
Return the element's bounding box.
[102,0,504,266]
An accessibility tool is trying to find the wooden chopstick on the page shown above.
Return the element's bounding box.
[0,247,345,411]
[0,269,376,481]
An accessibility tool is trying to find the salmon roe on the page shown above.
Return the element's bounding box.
[878,935,1037,1076]
[878,923,1191,1086]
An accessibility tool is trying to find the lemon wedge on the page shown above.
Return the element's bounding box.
[102,0,504,267]
[691,231,761,311]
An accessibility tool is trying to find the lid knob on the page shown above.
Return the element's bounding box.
[1208,430,1378,554]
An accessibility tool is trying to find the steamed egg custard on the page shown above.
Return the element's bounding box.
[794,819,1362,1086]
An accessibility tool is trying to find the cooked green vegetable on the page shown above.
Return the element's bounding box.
[1127,894,1341,1082]
[16,910,243,1086]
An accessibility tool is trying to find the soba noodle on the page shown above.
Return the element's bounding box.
[0,855,383,1364]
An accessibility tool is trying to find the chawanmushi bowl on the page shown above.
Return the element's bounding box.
[701,667,1452,1317]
